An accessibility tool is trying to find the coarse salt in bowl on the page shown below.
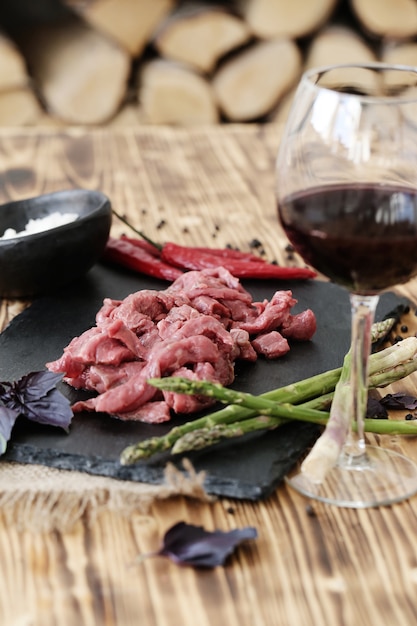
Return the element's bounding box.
[0,188,112,298]
[0,211,79,240]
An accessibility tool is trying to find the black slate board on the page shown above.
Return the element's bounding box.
[0,263,405,500]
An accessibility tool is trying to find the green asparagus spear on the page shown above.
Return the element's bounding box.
[172,414,417,455]
[172,416,282,454]
[148,378,327,422]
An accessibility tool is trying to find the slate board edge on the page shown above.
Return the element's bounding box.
[3,443,273,500]
[3,422,321,501]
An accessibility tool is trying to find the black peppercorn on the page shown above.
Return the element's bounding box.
[305,504,316,517]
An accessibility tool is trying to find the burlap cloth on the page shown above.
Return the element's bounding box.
[0,458,212,532]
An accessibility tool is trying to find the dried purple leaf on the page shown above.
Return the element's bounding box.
[366,396,388,419]
[158,521,258,568]
[366,392,417,418]
[380,392,417,411]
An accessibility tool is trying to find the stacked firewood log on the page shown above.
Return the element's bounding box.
[1,0,417,127]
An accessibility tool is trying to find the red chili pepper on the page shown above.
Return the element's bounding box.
[121,231,266,263]
[161,242,317,280]
[184,245,266,263]
[103,237,183,281]
[120,235,262,262]
[120,234,162,257]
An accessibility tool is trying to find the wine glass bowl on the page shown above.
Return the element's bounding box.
[276,63,417,507]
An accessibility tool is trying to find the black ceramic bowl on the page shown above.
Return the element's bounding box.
[0,189,112,298]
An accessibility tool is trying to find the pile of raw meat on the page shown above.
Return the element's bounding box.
[46,268,316,423]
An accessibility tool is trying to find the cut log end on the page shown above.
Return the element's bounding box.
[65,0,175,56]
[305,25,377,70]
[0,88,42,126]
[0,31,31,90]
[154,4,251,73]
[16,18,131,125]
[242,0,337,39]
[351,0,417,39]
[213,38,302,122]
[138,59,219,125]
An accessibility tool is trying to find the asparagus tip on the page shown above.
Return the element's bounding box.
[120,444,154,464]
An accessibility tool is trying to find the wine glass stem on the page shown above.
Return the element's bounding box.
[343,293,379,462]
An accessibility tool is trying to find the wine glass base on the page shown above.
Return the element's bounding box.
[285,446,417,508]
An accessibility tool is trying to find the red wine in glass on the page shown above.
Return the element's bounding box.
[279,182,417,294]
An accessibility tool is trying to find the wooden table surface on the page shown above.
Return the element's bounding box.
[1,124,417,626]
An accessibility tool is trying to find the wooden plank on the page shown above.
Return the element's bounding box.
[0,125,417,626]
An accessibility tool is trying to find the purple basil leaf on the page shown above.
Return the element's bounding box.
[14,371,64,401]
[366,396,388,419]
[380,392,417,411]
[158,521,258,568]
[19,388,73,430]
[0,370,73,431]
[0,381,14,405]
[0,404,19,454]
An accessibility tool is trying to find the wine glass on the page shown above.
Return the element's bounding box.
[276,63,417,507]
